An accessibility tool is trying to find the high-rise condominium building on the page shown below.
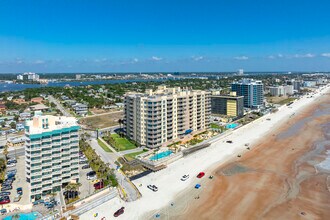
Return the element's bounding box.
[123,86,211,148]
[25,112,80,200]
[211,92,244,117]
[231,79,264,108]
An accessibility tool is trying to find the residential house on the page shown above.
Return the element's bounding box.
[30,97,44,104]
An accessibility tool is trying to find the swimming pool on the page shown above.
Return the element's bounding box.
[226,123,239,129]
[149,150,173,161]
[4,211,41,220]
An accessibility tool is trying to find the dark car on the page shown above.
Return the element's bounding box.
[197,172,205,178]
[17,187,23,195]
[94,181,104,190]
[114,207,125,217]
[0,197,10,205]
[1,186,12,191]
[147,185,158,192]
[82,164,90,169]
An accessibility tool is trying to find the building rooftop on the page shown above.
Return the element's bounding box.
[232,78,263,85]
[126,86,209,99]
[25,114,78,134]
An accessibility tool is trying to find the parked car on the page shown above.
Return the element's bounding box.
[113,207,125,217]
[0,197,10,205]
[147,185,158,192]
[82,164,90,169]
[0,208,7,214]
[17,187,23,195]
[226,140,233,143]
[195,184,201,189]
[6,163,15,168]
[1,186,12,191]
[79,160,88,164]
[94,181,104,190]
[0,192,11,196]
[181,174,190,181]
[197,172,205,178]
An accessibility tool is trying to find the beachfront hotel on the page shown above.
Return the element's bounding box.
[231,79,264,108]
[211,92,244,117]
[123,86,211,148]
[25,112,80,200]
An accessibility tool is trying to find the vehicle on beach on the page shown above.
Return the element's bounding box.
[181,174,189,181]
[114,207,125,217]
[226,140,233,143]
[147,185,158,192]
[195,184,201,189]
[209,175,214,179]
[197,172,205,178]
[237,154,241,157]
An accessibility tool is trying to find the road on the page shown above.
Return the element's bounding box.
[48,95,72,117]
[88,139,140,202]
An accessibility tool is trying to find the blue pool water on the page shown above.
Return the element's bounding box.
[4,212,41,220]
[150,150,173,161]
[226,123,239,129]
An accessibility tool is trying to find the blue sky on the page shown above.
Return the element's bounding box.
[0,0,330,73]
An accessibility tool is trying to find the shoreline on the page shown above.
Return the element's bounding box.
[171,87,330,219]
[79,85,330,220]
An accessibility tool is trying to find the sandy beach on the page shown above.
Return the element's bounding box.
[175,88,330,220]
[80,85,330,220]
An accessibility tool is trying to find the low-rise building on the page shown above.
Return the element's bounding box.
[30,104,49,112]
[7,136,26,147]
[13,98,27,105]
[30,97,44,104]
[73,103,88,116]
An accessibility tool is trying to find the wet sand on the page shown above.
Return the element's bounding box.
[173,94,330,220]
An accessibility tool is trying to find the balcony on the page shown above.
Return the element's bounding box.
[61,134,70,138]
[42,138,52,142]
[62,140,70,144]
[31,184,42,189]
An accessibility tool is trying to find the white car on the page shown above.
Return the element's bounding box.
[7,163,16,167]
[181,174,190,181]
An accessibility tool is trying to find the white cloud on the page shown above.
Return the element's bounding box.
[293,53,315,58]
[268,55,275,59]
[151,56,163,61]
[133,58,139,63]
[277,53,283,58]
[192,56,204,61]
[234,56,249,60]
[34,60,45,64]
[321,53,330,57]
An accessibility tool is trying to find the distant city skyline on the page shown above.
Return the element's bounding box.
[1,0,330,73]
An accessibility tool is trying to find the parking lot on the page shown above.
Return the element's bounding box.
[79,164,95,199]
[2,156,30,209]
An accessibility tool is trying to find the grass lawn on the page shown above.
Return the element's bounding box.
[210,123,221,129]
[124,150,145,161]
[278,97,297,105]
[110,134,136,151]
[97,139,112,152]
